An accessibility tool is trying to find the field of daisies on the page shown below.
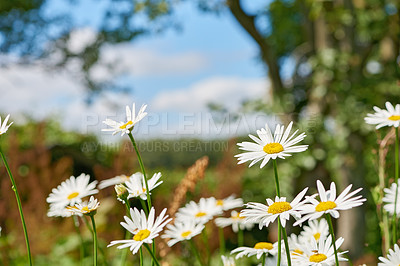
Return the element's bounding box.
[1,101,400,266]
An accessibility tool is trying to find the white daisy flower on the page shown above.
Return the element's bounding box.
[67,196,100,215]
[294,180,366,226]
[241,187,309,228]
[46,173,98,209]
[215,195,244,211]
[161,219,205,247]
[221,255,236,266]
[0,114,13,135]
[231,241,278,259]
[175,197,223,224]
[126,172,162,200]
[383,180,400,216]
[102,103,147,136]
[47,204,80,217]
[98,174,130,189]
[299,219,329,242]
[364,102,400,129]
[215,210,254,233]
[235,121,308,168]
[292,236,347,266]
[378,244,400,266]
[107,207,171,254]
[286,233,306,257]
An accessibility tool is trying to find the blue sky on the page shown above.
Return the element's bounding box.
[0,0,276,141]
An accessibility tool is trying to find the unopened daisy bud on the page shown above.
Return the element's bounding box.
[115,184,129,203]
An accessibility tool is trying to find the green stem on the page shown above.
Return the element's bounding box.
[82,216,108,265]
[218,227,225,255]
[393,127,399,244]
[90,215,98,266]
[273,159,281,266]
[139,199,149,216]
[277,219,282,266]
[261,253,266,266]
[139,247,143,266]
[189,239,205,266]
[0,148,32,265]
[326,214,339,266]
[73,216,84,266]
[127,133,155,265]
[238,228,244,247]
[202,229,210,266]
[273,160,281,197]
[127,133,152,211]
[143,244,160,266]
[281,226,292,266]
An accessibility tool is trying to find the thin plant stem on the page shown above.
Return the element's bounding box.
[127,133,155,264]
[143,243,160,266]
[90,215,98,266]
[261,253,266,266]
[273,159,282,266]
[189,239,205,266]
[139,247,143,266]
[139,199,149,215]
[393,127,399,244]
[281,226,292,266]
[127,133,152,211]
[82,217,108,265]
[273,160,281,197]
[218,227,225,255]
[326,214,339,266]
[277,219,282,266]
[202,229,211,266]
[0,147,32,265]
[73,216,84,266]
[238,228,244,247]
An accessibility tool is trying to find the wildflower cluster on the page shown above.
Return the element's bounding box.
[1,101,399,265]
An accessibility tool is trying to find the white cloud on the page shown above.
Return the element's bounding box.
[0,62,138,137]
[151,76,270,112]
[90,44,209,81]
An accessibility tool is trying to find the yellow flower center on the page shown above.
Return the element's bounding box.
[315,201,337,212]
[82,206,90,213]
[388,115,400,121]
[181,231,192,238]
[216,200,224,206]
[267,202,292,214]
[67,192,79,200]
[263,143,284,154]
[133,229,151,241]
[309,253,327,263]
[314,232,321,240]
[119,120,133,129]
[231,213,244,220]
[292,249,303,255]
[195,212,207,217]
[253,242,273,250]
